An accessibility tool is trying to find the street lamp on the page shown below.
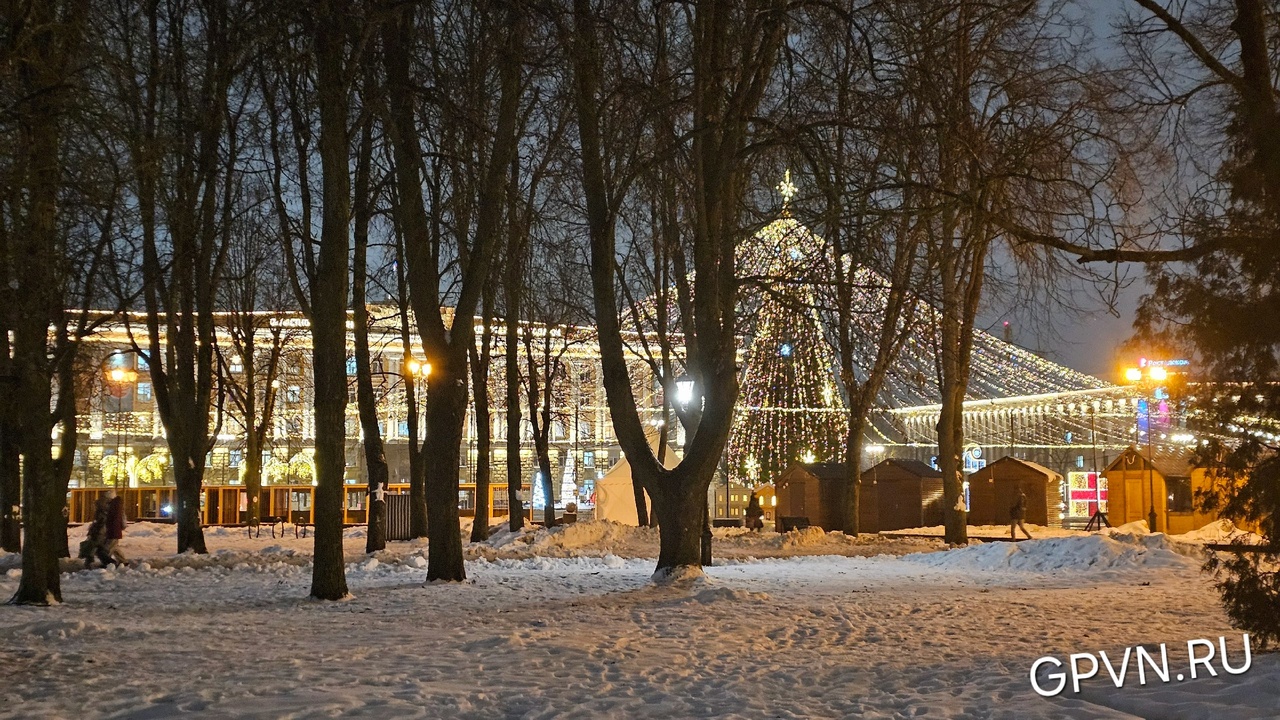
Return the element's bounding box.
[103,355,139,490]
[405,357,431,380]
[1123,364,1166,533]
[673,374,713,513]
[402,355,430,444]
[675,377,695,409]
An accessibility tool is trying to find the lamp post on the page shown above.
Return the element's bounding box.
[104,357,139,491]
[403,355,431,437]
[1124,364,1166,533]
[673,374,705,507]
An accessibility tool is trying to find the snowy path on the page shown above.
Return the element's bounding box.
[0,526,1273,719]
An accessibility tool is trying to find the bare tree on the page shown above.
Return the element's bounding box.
[303,0,361,599]
[381,1,524,581]
[570,0,787,575]
[469,281,497,541]
[100,0,258,554]
[351,112,389,553]
[219,200,294,528]
[3,0,90,604]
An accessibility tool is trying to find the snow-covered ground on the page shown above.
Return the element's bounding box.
[0,520,1274,719]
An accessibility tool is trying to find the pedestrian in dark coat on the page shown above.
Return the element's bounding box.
[745,492,765,531]
[80,496,110,567]
[1010,489,1032,540]
[99,491,126,566]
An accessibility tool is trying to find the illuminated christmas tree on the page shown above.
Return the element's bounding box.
[725,287,847,487]
[726,176,847,487]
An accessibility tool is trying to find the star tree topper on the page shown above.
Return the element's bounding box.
[777,169,797,208]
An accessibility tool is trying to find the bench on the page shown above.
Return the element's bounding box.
[247,516,285,539]
[778,516,811,532]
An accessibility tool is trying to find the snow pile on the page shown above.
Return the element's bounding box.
[904,533,1203,574]
[778,526,834,549]
[480,520,657,556]
[534,520,657,551]
[122,521,176,538]
[480,555,650,573]
[1171,519,1264,545]
[881,523,1079,539]
[481,523,542,549]
[1110,519,1150,535]
[653,564,706,584]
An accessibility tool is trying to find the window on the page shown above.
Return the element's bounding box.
[583,451,594,468]
[1076,455,1085,468]
[229,449,243,468]
[286,385,302,404]
[135,382,153,402]
[346,357,358,376]
[1167,476,1193,513]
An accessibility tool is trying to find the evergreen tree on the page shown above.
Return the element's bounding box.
[1124,0,1280,647]
[727,219,846,488]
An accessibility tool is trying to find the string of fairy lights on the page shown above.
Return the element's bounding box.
[724,276,847,487]
[721,174,1125,487]
[619,173,1163,488]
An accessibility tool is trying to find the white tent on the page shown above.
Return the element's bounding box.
[593,449,680,526]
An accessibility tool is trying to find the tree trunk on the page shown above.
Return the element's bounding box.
[504,309,524,532]
[406,376,428,539]
[537,438,556,527]
[632,476,649,527]
[244,433,262,525]
[700,500,712,566]
[351,116,387,554]
[423,368,467,581]
[9,6,67,597]
[308,0,352,600]
[174,453,208,554]
[648,474,707,576]
[843,428,864,536]
[469,313,494,542]
[470,395,492,541]
[0,420,19,553]
[395,250,428,540]
[12,427,61,605]
[938,379,968,545]
[11,312,61,603]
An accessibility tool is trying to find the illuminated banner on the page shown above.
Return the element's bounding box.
[1067,471,1107,517]
[1138,357,1190,368]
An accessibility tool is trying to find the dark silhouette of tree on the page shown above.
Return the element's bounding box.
[381,2,524,581]
[571,0,787,576]
[1117,0,1280,646]
[3,0,90,604]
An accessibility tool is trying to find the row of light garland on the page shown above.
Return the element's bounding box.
[726,217,848,487]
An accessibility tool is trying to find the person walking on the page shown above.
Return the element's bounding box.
[744,492,765,531]
[101,490,127,566]
[1010,489,1032,540]
[80,495,110,568]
